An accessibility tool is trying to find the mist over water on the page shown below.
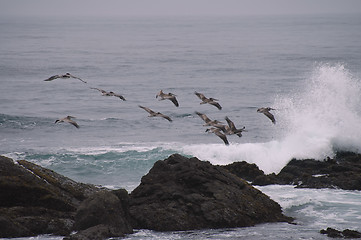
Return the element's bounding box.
[181,64,361,174]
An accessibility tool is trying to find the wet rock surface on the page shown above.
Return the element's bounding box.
[129,154,292,231]
[0,155,98,238]
[0,155,133,239]
[320,227,361,238]
[65,190,133,240]
[222,152,361,190]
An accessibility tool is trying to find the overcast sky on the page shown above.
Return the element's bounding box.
[1,0,361,17]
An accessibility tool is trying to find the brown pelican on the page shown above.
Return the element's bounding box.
[55,116,79,128]
[194,91,222,110]
[156,90,179,107]
[139,105,172,122]
[90,88,126,101]
[44,73,87,83]
[205,127,229,145]
[257,107,276,124]
[225,116,246,137]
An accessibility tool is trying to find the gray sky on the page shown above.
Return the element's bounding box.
[1,0,361,17]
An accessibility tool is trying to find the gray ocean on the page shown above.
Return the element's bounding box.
[1,14,361,239]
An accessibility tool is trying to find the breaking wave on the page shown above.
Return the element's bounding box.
[182,64,361,174]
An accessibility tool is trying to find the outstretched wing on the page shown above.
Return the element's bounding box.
[113,93,126,101]
[44,75,60,81]
[169,96,179,107]
[264,111,276,124]
[225,116,236,130]
[214,129,229,145]
[210,101,222,110]
[196,112,211,123]
[69,74,87,83]
[160,113,173,122]
[139,105,155,115]
[194,91,207,101]
[68,120,80,128]
[90,87,107,94]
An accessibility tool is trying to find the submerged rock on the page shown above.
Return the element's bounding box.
[129,154,292,231]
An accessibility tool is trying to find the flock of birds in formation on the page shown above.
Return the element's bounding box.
[46,73,276,145]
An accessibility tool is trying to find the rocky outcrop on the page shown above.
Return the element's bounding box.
[2,153,298,238]
[64,190,133,240]
[0,155,133,239]
[222,152,361,190]
[320,227,361,238]
[0,155,99,238]
[129,154,292,231]
[221,161,265,182]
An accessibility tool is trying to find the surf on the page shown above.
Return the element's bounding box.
[181,64,361,174]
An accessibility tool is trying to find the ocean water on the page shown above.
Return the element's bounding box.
[1,14,361,239]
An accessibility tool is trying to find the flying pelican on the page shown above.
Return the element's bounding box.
[194,91,222,110]
[205,127,229,145]
[139,105,172,122]
[90,88,126,101]
[156,90,179,107]
[257,107,276,124]
[55,116,79,128]
[44,73,87,83]
[225,116,246,137]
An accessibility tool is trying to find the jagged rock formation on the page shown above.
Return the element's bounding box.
[129,154,292,231]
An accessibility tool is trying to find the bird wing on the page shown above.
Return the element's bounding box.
[196,112,211,123]
[156,90,163,99]
[225,116,236,130]
[113,93,126,101]
[90,87,107,94]
[139,105,155,115]
[264,111,276,124]
[68,120,80,128]
[44,75,60,81]
[214,124,227,133]
[69,74,87,83]
[209,101,222,110]
[160,114,172,122]
[213,130,229,145]
[169,96,179,107]
[195,92,206,101]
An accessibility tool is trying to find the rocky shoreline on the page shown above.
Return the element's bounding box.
[1,152,361,239]
[222,151,361,190]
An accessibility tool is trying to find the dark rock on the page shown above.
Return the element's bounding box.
[320,227,361,238]
[222,151,361,190]
[71,190,133,239]
[276,152,361,190]
[342,229,361,238]
[0,155,101,238]
[64,224,128,240]
[221,161,265,182]
[129,154,292,231]
[320,227,343,238]
[0,215,31,238]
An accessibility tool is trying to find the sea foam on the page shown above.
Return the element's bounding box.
[182,64,361,174]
